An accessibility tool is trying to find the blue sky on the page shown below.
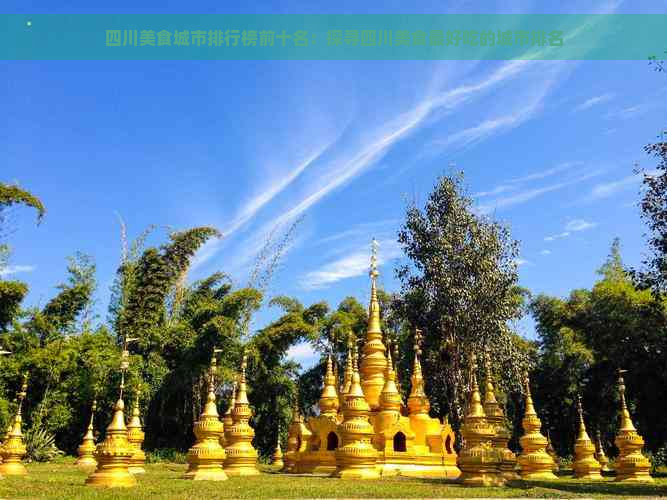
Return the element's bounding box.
[3,1,667,368]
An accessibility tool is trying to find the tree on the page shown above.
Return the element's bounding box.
[395,172,531,426]
[531,239,667,455]
[637,140,667,292]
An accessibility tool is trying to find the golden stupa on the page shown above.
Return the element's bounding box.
[283,400,305,473]
[517,375,557,480]
[333,346,379,479]
[482,355,518,481]
[284,242,459,479]
[614,370,653,483]
[572,396,601,480]
[76,399,98,470]
[183,354,227,481]
[457,358,504,487]
[0,373,29,476]
[127,390,146,475]
[545,430,559,473]
[224,355,260,476]
[85,371,136,488]
[595,431,610,473]
[221,379,236,449]
[272,439,284,469]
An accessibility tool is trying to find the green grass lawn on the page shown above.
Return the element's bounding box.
[1,459,666,499]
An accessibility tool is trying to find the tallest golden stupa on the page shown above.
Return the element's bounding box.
[284,240,459,479]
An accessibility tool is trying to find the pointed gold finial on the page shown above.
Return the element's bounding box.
[595,430,610,472]
[379,346,401,413]
[408,329,429,415]
[319,355,339,417]
[77,399,98,469]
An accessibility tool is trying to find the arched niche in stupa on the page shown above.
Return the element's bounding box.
[326,432,339,451]
[393,431,407,452]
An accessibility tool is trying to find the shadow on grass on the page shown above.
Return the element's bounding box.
[519,479,667,497]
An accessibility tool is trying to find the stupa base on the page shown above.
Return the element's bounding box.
[0,462,27,476]
[75,457,97,470]
[128,465,146,474]
[615,473,654,483]
[224,465,261,476]
[520,470,558,481]
[85,469,137,488]
[183,466,228,481]
[332,466,380,480]
[458,470,505,487]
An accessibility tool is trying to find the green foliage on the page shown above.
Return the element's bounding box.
[0,280,28,332]
[24,427,64,462]
[145,448,187,464]
[531,239,667,456]
[0,183,46,226]
[395,172,531,425]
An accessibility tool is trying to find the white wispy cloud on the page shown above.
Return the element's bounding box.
[574,93,614,112]
[0,265,35,277]
[589,172,646,200]
[301,239,401,290]
[516,258,531,266]
[477,170,602,215]
[540,249,552,256]
[474,161,581,198]
[565,219,597,232]
[545,218,597,241]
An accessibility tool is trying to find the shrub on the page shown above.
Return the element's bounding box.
[146,448,187,464]
[24,427,64,462]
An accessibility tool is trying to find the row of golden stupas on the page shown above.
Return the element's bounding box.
[0,245,655,488]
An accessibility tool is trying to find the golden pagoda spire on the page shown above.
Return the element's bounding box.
[573,395,601,480]
[483,353,517,481]
[517,373,557,480]
[184,352,227,481]
[76,399,98,470]
[126,389,146,474]
[225,354,260,476]
[0,373,29,476]
[595,430,610,472]
[614,369,653,482]
[339,341,353,410]
[319,355,340,417]
[457,356,503,486]
[333,347,379,479]
[86,363,137,488]
[222,378,237,448]
[379,347,401,413]
[407,329,430,415]
[359,238,387,410]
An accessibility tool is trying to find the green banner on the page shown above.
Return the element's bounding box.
[1,14,665,60]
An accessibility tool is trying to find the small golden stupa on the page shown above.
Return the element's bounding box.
[595,431,610,473]
[221,380,237,449]
[457,358,504,487]
[572,396,601,480]
[0,373,29,476]
[224,355,260,476]
[614,370,653,483]
[482,355,518,481]
[333,346,379,479]
[272,439,284,469]
[183,354,227,481]
[283,400,304,473]
[85,373,136,487]
[517,375,557,480]
[76,399,98,470]
[126,390,146,475]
